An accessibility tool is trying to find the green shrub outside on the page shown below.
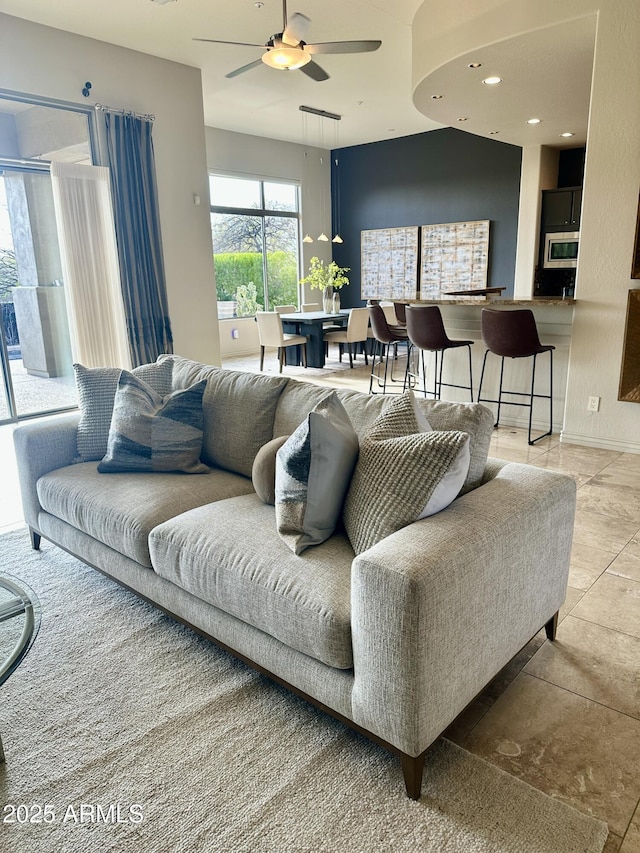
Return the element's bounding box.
[214,251,298,310]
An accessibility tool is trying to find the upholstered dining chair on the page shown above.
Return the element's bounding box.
[323,307,370,368]
[301,303,321,312]
[367,303,409,394]
[476,308,554,445]
[405,305,474,401]
[275,304,297,314]
[255,311,307,373]
[379,302,406,328]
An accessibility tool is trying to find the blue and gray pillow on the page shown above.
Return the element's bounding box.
[98,372,209,474]
[74,359,175,462]
[275,392,359,554]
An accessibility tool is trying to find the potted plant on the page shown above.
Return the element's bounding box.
[299,257,350,313]
[235,282,260,318]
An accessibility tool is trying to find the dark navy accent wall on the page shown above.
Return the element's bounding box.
[330,128,522,306]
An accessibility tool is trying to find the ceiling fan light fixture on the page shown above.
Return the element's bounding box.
[262,46,311,71]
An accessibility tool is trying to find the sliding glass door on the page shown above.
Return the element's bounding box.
[0,168,77,423]
[0,92,94,423]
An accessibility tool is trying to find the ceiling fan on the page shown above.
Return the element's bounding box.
[194,0,382,82]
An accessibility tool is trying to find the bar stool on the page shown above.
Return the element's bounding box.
[477,308,554,445]
[368,304,409,394]
[405,305,474,401]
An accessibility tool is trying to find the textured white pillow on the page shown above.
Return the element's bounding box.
[415,404,470,518]
[343,392,470,554]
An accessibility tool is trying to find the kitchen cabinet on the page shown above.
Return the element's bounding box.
[541,187,582,230]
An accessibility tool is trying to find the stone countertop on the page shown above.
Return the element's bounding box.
[403,298,576,307]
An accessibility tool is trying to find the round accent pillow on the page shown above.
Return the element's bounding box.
[252,435,290,505]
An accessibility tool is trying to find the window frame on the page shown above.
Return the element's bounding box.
[209,173,303,316]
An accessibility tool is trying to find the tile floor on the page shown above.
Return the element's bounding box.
[1,351,639,851]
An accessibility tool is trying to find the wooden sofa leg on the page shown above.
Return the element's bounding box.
[401,752,426,800]
[29,528,41,551]
[545,611,559,641]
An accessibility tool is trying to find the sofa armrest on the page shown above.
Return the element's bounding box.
[13,413,81,531]
[350,461,576,757]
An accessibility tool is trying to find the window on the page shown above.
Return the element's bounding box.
[209,175,301,317]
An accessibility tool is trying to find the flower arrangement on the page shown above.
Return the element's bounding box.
[299,257,350,292]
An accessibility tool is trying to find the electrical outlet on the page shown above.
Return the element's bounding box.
[587,396,600,412]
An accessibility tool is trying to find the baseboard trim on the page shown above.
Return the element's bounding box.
[559,431,640,455]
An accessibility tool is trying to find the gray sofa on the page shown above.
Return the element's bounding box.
[13,355,576,798]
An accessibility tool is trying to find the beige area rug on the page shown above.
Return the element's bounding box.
[0,530,608,853]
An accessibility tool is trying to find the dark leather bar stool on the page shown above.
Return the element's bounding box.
[477,308,554,445]
[368,304,409,394]
[405,305,474,401]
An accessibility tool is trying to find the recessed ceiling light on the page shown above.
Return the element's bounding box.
[468,62,482,68]
[482,76,502,85]
[457,117,468,122]
[560,132,575,138]
[526,118,542,125]
[431,94,443,100]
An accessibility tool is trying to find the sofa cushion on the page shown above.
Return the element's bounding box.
[149,493,354,669]
[74,359,175,462]
[273,382,493,494]
[252,435,289,505]
[98,373,209,474]
[275,393,359,555]
[343,392,470,555]
[36,463,255,567]
[166,357,288,477]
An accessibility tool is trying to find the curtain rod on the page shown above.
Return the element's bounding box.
[94,104,155,122]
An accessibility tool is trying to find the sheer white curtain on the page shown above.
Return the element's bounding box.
[50,162,131,369]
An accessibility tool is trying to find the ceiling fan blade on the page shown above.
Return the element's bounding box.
[225,58,265,79]
[299,59,330,82]
[305,40,382,55]
[283,12,311,46]
[193,38,265,48]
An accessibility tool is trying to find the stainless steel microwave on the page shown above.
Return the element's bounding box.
[543,231,579,268]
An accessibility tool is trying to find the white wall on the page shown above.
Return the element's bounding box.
[205,126,331,358]
[0,13,220,366]
[413,0,640,454]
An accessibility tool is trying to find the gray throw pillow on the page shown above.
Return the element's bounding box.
[343,391,469,555]
[74,359,175,462]
[98,372,209,474]
[275,392,359,555]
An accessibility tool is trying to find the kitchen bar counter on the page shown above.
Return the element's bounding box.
[402,298,576,307]
[386,297,574,434]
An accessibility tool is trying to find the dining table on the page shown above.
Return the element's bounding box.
[279,310,348,368]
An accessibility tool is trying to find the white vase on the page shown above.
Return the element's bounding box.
[322,287,333,313]
[332,291,341,313]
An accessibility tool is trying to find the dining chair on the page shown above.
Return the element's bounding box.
[301,303,321,312]
[476,308,554,445]
[405,305,474,401]
[255,311,307,373]
[323,307,370,368]
[275,304,297,314]
[367,304,409,394]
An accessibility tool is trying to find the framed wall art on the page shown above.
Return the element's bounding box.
[618,289,640,403]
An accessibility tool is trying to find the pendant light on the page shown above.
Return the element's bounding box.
[331,118,343,243]
[317,118,329,241]
[301,111,314,243]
